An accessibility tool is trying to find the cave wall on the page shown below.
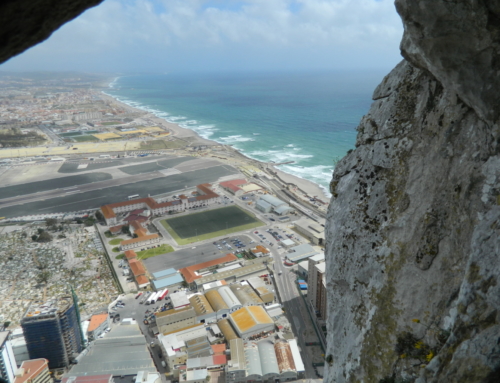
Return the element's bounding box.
[324,1,500,382]
[0,0,103,65]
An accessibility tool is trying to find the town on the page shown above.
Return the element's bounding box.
[0,74,328,383]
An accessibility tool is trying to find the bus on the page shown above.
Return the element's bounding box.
[128,194,140,200]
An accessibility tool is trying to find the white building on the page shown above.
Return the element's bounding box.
[0,331,17,383]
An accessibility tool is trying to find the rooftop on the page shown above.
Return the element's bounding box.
[189,294,214,315]
[229,306,273,333]
[179,253,238,284]
[88,313,108,332]
[152,268,177,279]
[14,359,49,383]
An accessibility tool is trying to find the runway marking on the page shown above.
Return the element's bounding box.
[65,190,81,195]
[63,186,78,190]
[38,196,104,210]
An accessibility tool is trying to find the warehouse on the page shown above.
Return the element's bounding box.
[218,286,243,313]
[156,307,196,334]
[228,307,274,339]
[229,284,263,307]
[189,295,216,324]
[205,290,230,319]
[294,218,325,245]
[286,244,320,263]
[255,195,294,216]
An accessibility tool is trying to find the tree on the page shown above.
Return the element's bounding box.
[37,228,44,234]
[3,321,10,328]
[84,218,95,227]
[76,219,83,224]
[122,225,131,235]
[37,231,53,243]
[95,210,104,222]
[45,218,57,227]
[133,233,138,238]
[31,235,38,241]
[36,270,51,284]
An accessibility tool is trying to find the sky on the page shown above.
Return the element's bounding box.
[0,0,404,74]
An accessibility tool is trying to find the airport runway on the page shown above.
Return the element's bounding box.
[0,165,239,218]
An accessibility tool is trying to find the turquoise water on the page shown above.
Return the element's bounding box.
[106,71,385,195]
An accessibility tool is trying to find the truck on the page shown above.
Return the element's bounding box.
[157,289,168,301]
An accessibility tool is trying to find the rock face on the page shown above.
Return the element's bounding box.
[325,2,500,383]
[0,0,103,64]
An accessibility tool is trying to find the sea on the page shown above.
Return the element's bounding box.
[105,70,386,196]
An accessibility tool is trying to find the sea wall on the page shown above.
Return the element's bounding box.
[324,1,500,382]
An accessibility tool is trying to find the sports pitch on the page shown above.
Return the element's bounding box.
[161,205,263,245]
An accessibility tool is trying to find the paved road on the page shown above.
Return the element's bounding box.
[271,241,319,378]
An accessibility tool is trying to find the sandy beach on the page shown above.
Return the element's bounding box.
[100,90,331,203]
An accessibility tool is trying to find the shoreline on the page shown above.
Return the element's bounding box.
[100,88,331,203]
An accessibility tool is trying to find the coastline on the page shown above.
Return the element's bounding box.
[99,88,331,203]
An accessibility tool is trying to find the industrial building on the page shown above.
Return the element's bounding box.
[13,359,52,383]
[156,307,197,334]
[225,338,304,383]
[151,268,184,291]
[21,296,84,369]
[293,218,325,246]
[159,324,208,368]
[246,278,275,305]
[255,195,294,216]
[228,307,274,339]
[179,254,238,287]
[66,322,157,377]
[229,284,263,307]
[193,262,268,289]
[285,244,321,263]
[189,295,216,324]
[0,331,16,383]
[217,320,239,342]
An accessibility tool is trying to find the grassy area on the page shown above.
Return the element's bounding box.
[140,138,186,150]
[161,206,264,245]
[108,238,123,245]
[136,244,174,260]
[72,135,99,142]
[115,253,125,259]
[112,247,120,253]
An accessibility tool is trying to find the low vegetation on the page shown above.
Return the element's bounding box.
[0,127,46,147]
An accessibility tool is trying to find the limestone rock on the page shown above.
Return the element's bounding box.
[325,39,500,383]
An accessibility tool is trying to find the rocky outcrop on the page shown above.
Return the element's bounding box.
[325,1,500,382]
[0,0,103,64]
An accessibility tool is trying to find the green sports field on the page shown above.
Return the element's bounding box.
[161,205,263,245]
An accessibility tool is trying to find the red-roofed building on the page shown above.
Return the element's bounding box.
[14,359,51,383]
[129,259,146,277]
[124,250,137,261]
[136,275,150,289]
[179,254,238,286]
[87,313,109,340]
[219,179,248,196]
[212,354,227,366]
[100,184,220,226]
[211,344,226,355]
